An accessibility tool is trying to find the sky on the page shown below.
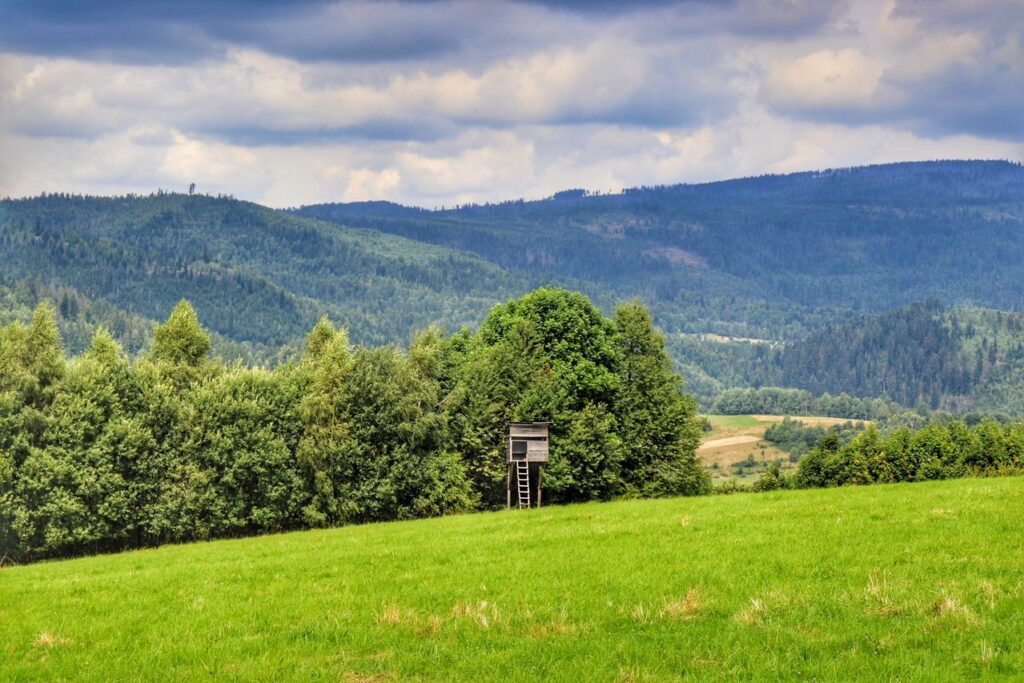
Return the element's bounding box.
[1,0,1021,208]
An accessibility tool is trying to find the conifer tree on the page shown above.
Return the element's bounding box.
[151,300,211,367]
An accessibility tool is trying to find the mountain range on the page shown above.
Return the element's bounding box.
[2,159,1023,411]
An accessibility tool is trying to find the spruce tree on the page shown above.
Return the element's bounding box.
[151,300,211,367]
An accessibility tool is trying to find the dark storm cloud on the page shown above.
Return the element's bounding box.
[194,118,458,146]
[892,0,1024,33]
[2,0,244,64]
[893,66,1024,140]
[637,0,844,39]
[0,0,455,64]
[0,0,840,66]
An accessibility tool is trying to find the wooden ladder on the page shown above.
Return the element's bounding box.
[515,460,531,509]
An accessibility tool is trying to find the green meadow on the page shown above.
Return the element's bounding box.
[3,477,1023,681]
[704,414,763,429]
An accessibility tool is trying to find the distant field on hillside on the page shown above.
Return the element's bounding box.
[2,477,1022,681]
[698,414,867,481]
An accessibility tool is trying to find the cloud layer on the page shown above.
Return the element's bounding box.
[1,0,1021,206]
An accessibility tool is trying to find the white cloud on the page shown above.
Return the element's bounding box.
[763,48,886,110]
[342,168,402,202]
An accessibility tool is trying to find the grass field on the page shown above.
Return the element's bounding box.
[699,414,867,481]
[2,477,1023,681]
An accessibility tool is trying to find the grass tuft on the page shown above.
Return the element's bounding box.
[930,594,980,625]
[659,588,702,620]
[733,597,767,626]
[33,632,70,649]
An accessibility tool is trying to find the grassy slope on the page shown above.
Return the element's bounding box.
[699,414,787,482]
[2,478,1023,681]
[698,414,863,481]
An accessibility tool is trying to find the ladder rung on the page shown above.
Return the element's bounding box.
[515,461,530,508]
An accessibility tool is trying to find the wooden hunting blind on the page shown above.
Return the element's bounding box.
[507,422,549,509]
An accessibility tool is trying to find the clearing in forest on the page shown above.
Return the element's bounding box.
[699,414,869,481]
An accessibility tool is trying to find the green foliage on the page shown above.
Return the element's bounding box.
[545,402,624,501]
[795,420,1024,489]
[1,288,705,562]
[449,289,706,507]
[751,461,791,491]
[151,300,211,367]
[613,302,707,497]
[712,386,900,420]
[478,288,620,407]
[328,346,473,523]
[763,417,865,461]
[296,320,353,526]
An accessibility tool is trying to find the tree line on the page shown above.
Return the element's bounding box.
[710,386,902,421]
[0,288,708,563]
[753,419,1024,492]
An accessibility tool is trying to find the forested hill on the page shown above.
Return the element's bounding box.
[299,160,1024,338]
[3,161,1024,411]
[678,303,1024,415]
[0,193,543,351]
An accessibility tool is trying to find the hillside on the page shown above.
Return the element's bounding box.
[0,193,537,350]
[681,303,1024,414]
[4,161,1021,354]
[299,160,1024,339]
[698,414,865,482]
[4,161,1024,410]
[2,477,1022,680]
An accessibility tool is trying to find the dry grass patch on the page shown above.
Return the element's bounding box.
[980,641,997,668]
[451,600,500,629]
[630,588,703,623]
[659,588,702,621]
[930,594,980,626]
[629,602,652,623]
[979,580,998,610]
[864,570,902,617]
[733,597,768,626]
[378,604,418,626]
[341,672,397,683]
[33,632,71,649]
[527,606,582,638]
[414,615,444,638]
[874,636,896,653]
[615,667,658,682]
[527,619,579,639]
